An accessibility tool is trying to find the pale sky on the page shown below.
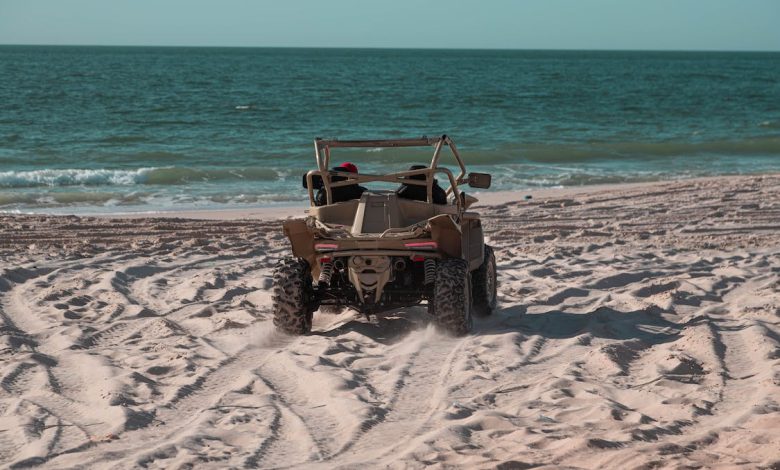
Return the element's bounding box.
[0,0,778,51]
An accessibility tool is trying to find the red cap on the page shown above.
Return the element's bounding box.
[338,162,358,173]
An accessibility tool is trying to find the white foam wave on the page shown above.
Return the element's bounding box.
[0,168,156,188]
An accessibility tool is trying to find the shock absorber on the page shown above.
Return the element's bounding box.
[318,260,334,285]
[423,258,436,285]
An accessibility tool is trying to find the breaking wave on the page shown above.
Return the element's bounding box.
[0,167,281,188]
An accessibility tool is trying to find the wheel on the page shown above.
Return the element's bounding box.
[272,257,315,335]
[433,258,472,336]
[472,245,497,317]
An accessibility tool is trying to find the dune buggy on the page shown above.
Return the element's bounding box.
[273,135,497,336]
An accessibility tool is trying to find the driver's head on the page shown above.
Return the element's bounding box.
[338,162,358,173]
[331,162,358,183]
[408,164,427,181]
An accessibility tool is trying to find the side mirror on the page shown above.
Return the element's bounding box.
[302,173,324,189]
[467,172,491,189]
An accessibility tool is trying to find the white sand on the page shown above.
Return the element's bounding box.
[0,174,778,469]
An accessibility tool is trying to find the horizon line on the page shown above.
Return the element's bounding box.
[1,43,779,54]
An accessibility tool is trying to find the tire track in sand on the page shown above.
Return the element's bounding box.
[42,335,292,469]
[324,330,469,467]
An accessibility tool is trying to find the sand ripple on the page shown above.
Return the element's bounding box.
[1,175,779,469]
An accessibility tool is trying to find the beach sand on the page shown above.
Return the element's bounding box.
[1,174,779,469]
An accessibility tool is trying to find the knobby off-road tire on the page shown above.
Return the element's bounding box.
[272,257,315,335]
[433,258,472,336]
[472,245,497,317]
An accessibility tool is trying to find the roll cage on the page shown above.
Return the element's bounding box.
[304,135,471,209]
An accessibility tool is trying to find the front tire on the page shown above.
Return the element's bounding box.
[433,258,472,336]
[272,257,315,335]
[472,245,497,317]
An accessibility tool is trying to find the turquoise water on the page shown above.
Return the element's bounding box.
[1,46,779,213]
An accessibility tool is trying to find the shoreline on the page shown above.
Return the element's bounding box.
[4,172,774,221]
[2,172,778,256]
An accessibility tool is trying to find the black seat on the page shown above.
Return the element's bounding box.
[396,164,447,205]
[314,167,366,206]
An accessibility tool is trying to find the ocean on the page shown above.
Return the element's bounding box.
[1,46,779,214]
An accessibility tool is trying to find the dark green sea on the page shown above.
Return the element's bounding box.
[1,46,779,213]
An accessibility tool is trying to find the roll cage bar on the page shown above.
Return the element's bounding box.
[306,135,469,207]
